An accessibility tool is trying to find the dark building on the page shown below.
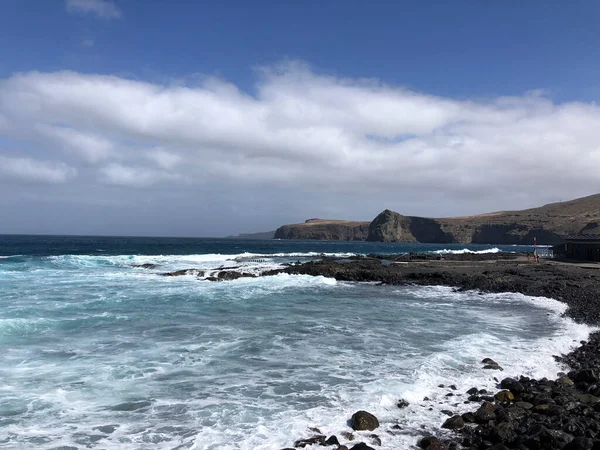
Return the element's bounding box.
[552,235,600,262]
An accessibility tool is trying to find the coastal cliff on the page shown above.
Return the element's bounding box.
[274,219,370,241]
[275,193,600,244]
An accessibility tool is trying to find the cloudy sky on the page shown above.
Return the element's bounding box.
[1,1,599,236]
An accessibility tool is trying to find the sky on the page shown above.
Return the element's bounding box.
[1,0,600,237]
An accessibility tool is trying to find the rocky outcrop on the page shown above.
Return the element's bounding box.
[275,193,600,244]
[368,194,600,244]
[274,220,370,241]
[367,210,453,243]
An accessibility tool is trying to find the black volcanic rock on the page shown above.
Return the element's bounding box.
[350,410,379,431]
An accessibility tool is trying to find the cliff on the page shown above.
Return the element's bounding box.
[367,194,600,244]
[275,194,600,244]
[274,219,370,241]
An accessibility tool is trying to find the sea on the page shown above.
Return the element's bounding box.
[0,235,592,450]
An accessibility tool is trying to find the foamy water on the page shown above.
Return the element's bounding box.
[0,248,591,449]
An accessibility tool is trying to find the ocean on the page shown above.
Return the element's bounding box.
[0,235,590,450]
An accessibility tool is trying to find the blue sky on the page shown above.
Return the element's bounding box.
[3,1,599,100]
[0,1,599,236]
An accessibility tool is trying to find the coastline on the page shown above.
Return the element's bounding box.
[260,254,600,450]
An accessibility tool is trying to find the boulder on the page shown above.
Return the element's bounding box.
[350,410,379,431]
[418,436,446,449]
[441,415,465,430]
[525,424,574,449]
[494,390,515,403]
[475,402,497,423]
[573,369,599,383]
[500,377,525,394]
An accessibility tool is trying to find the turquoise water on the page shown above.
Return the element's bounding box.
[0,237,589,449]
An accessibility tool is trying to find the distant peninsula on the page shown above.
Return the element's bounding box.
[226,230,276,240]
[271,194,600,245]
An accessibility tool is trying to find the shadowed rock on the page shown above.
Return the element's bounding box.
[350,410,379,431]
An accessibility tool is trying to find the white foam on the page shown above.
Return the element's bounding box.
[2,263,596,450]
[432,247,502,254]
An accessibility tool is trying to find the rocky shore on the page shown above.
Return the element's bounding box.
[269,254,600,449]
[146,253,600,449]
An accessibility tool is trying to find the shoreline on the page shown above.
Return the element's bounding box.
[261,254,600,450]
[154,252,600,449]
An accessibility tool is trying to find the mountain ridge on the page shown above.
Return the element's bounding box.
[273,193,600,244]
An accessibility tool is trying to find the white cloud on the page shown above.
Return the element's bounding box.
[0,156,75,183]
[99,163,175,187]
[66,0,122,19]
[81,39,95,48]
[147,149,182,170]
[0,62,599,217]
[37,125,114,163]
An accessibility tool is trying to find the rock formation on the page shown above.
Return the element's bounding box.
[274,193,600,245]
[274,219,370,240]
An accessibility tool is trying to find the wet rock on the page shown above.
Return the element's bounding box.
[441,409,453,416]
[475,402,497,423]
[559,376,575,386]
[324,436,340,446]
[515,401,533,409]
[578,394,600,404]
[163,269,203,277]
[482,358,497,365]
[396,398,409,408]
[486,421,516,444]
[494,390,515,403]
[349,444,376,450]
[110,400,151,411]
[467,387,479,395]
[294,435,326,448]
[350,410,379,431]
[500,377,525,394]
[441,415,465,430]
[461,412,476,423]
[483,363,504,371]
[132,263,157,269]
[368,434,381,446]
[525,424,573,449]
[418,436,445,449]
[216,271,256,281]
[93,425,118,434]
[340,431,355,441]
[573,369,599,383]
